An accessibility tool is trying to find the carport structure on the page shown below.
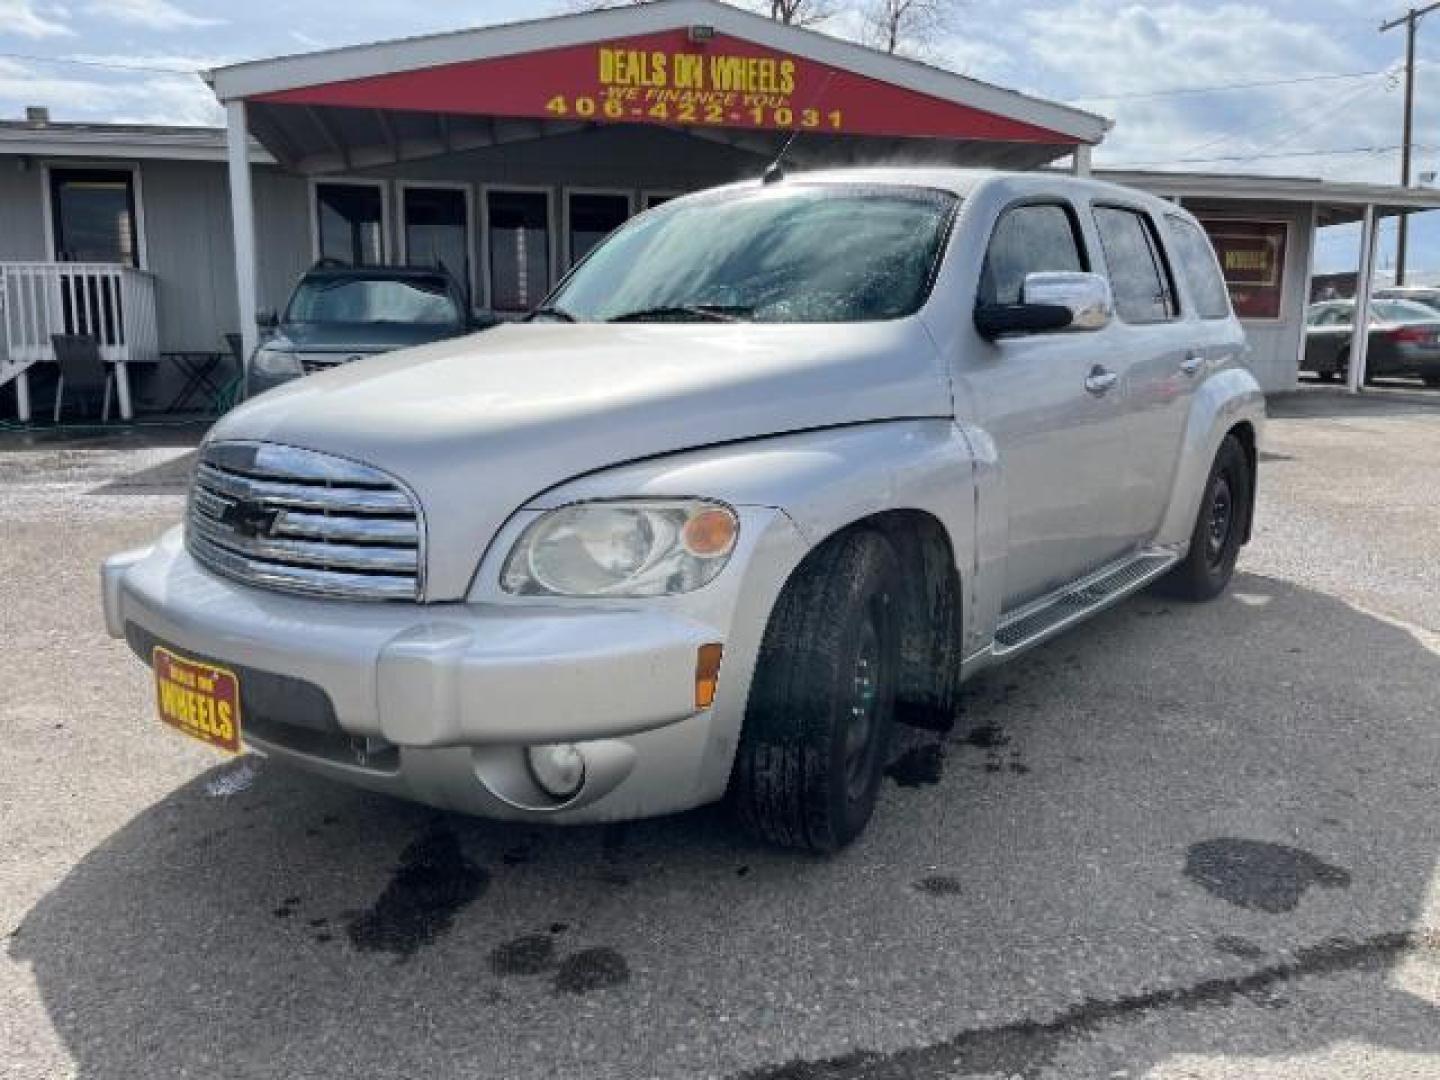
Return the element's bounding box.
[206,0,1110,359]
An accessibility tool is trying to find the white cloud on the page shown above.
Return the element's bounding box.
[84,0,221,30]
[0,0,72,37]
[0,57,220,125]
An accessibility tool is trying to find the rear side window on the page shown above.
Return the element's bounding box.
[1093,206,1177,323]
[979,203,1085,306]
[1165,215,1231,320]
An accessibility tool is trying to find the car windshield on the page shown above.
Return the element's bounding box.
[286,276,460,325]
[542,184,958,324]
[1375,299,1440,323]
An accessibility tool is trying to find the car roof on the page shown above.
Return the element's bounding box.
[300,264,457,283]
[659,166,1183,219]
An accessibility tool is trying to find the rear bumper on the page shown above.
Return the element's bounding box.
[102,514,803,821]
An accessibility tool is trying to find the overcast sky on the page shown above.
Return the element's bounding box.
[1,0,1437,277]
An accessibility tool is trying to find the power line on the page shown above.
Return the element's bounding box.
[1110,143,1438,168]
[0,52,202,75]
[1115,69,1394,171]
[1067,67,1389,102]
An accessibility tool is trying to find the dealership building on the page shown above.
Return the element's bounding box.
[2,0,1439,420]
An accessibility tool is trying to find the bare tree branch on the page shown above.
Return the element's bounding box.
[565,0,835,26]
[862,0,960,56]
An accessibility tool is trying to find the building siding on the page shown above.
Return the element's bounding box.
[0,164,46,260]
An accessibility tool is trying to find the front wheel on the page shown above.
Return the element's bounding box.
[1156,434,1252,602]
[732,530,901,853]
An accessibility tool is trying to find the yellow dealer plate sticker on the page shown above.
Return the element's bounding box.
[152,646,242,754]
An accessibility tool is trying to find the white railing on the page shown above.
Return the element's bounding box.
[0,261,158,420]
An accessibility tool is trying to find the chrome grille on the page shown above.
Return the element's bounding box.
[186,442,423,601]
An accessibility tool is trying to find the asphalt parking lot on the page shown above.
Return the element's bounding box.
[2,387,1438,1080]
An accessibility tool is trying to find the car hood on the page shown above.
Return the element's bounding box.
[270,321,462,354]
[209,320,950,599]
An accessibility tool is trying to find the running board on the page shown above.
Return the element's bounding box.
[992,550,1179,656]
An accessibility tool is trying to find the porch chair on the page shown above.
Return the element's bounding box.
[50,334,114,424]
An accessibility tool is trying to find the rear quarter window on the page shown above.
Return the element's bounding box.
[1165,215,1231,320]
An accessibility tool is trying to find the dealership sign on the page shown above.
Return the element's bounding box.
[256,30,1073,143]
[1200,219,1288,320]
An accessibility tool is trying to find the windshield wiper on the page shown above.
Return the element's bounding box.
[529,305,577,323]
[607,304,752,323]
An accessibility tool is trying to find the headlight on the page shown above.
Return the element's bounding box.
[251,348,303,378]
[501,500,738,597]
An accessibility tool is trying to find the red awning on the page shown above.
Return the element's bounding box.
[254,29,1075,146]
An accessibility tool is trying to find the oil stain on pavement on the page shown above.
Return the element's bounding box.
[347,824,488,959]
[489,934,556,976]
[885,743,945,787]
[1184,838,1352,914]
[552,948,630,995]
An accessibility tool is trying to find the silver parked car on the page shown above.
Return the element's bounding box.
[102,168,1263,852]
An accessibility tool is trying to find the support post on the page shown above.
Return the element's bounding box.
[1348,203,1379,394]
[1072,144,1093,177]
[16,369,31,422]
[115,362,133,420]
[226,99,260,366]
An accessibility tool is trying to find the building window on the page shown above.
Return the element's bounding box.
[49,168,140,266]
[403,186,470,300]
[487,190,550,313]
[567,192,631,267]
[315,182,385,266]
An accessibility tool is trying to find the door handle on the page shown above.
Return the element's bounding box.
[1084,366,1119,395]
[1180,352,1205,375]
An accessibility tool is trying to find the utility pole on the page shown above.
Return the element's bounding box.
[1381,2,1440,284]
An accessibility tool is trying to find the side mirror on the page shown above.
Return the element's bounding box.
[255,308,278,330]
[975,271,1113,339]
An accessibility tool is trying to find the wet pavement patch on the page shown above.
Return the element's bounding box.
[490,934,556,976]
[1184,839,1351,914]
[347,825,489,959]
[734,931,1435,1080]
[885,743,945,787]
[552,947,630,995]
[1213,934,1265,960]
[913,874,963,896]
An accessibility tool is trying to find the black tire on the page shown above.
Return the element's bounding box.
[732,530,901,853]
[1316,369,1336,383]
[1156,434,1252,602]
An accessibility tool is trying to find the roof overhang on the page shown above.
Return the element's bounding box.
[208,0,1108,174]
[0,123,271,164]
[1105,169,1440,226]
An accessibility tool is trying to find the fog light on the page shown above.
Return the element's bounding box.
[526,743,586,799]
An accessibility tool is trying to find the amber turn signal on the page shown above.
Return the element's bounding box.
[695,643,724,709]
[681,507,738,558]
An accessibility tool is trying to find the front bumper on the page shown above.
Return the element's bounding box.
[102,516,802,821]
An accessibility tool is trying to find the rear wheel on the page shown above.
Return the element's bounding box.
[732,530,901,853]
[1156,434,1251,602]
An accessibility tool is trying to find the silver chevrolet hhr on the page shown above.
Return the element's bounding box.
[103,167,1263,852]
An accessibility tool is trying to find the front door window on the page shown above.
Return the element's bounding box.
[49,168,139,266]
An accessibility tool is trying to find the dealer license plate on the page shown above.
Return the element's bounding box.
[153,646,242,754]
